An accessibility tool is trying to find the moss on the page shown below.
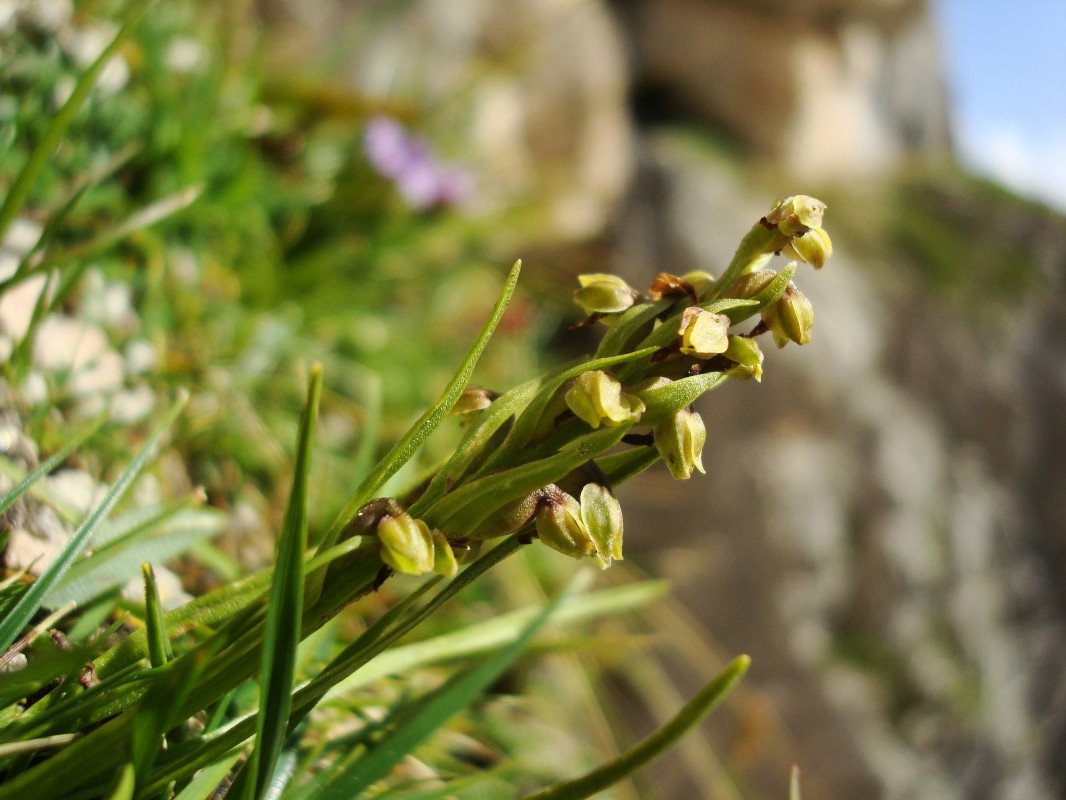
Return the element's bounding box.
[886,170,1066,305]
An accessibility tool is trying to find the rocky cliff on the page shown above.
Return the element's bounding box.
[260,1,1066,797]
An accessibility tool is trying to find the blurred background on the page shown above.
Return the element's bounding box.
[3,0,1064,798]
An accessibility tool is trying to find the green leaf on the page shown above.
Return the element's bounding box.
[141,563,173,668]
[170,754,241,800]
[0,734,80,760]
[516,655,750,800]
[137,539,526,798]
[129,642,220,791]
[595,446,659,487]
[635,371,728,427]
[423,423,631,536]
[106,763,136,800]
[314,574,582,799]
[245,365,323,800]
[310,259,522,598]
[594,299,673,359]
[0,392,188,654]
[325,581,669,697]
[487,346,659,466]
[410,374,547,516]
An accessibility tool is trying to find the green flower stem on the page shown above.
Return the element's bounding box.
[309,260,521,602]
[481,347,658,471]
[705,219,786,302]
[594,299,673,359]
[421,424,631,535]
[516,655,750,800]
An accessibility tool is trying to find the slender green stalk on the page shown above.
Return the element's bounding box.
[244,365,323,800]
[141,564,173,668]
[309,259,522,600]
[517,656,750,800]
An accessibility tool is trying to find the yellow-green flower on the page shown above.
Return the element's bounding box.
[678,306,730,357]
[565,370,645,428]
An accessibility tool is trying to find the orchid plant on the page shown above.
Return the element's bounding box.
[0,3,830,798]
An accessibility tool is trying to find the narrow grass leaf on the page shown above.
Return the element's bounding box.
[516,655,751,800]
[142,563,173,668]
[315,573,581,800]
[312,260,522,593]
[326,581,668,698]
[424,423,631,535]
[0,734,80,760]
[246,365,323,800]
[135,539,524,799]
[0,1,148,241]
[0,392,188,653]
[0,413,107,517]
[170,753,241,800]
[106,763,136,800]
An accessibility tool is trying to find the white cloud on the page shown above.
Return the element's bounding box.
[957,121,1066,212]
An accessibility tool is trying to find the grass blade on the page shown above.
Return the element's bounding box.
[141,563,173,668]
[325,580,669,697]
[311,260,522,596]
[315,572,584,800]
[0,734,80,760]
[0,413,107,517]
[245,365,323,800]
[0,391,188,653]
[0,1,148,241]
[517,655,751,800]
[170,753,241,800]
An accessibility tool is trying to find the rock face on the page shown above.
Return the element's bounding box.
[612,0,953,177]
[615,133,1066,800]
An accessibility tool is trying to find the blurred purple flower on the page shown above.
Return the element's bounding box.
[364,116,472,211]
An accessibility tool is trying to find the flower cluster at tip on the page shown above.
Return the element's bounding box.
[352,196,830,575]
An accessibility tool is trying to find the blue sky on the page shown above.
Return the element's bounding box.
[935,0,1066,211]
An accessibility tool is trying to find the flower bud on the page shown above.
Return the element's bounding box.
[450,388,496,416]
[378,512,435,575]
[535,492,597,559]
[573,273,638,316]
[678,307,730,358]
[761,282,814,347]
[648,272,698,301]
[681,270,715,293]
[764,195,826,237]
[565,370,645,429]
[654,407,707,480]
[466,491,540,540]
[722,269,776,300]
[781,226,832,269]
[579,483,623,568]
[723,335,764,381]
[431,530,459,578]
